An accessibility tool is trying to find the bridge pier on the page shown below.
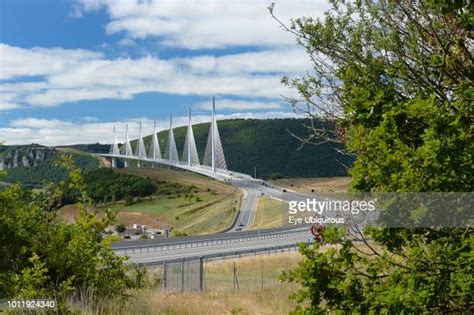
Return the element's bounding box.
[111,157,117,169]
[124,159,128,168]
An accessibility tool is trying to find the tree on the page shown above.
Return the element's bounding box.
[270,172,283,180]
[171,229,187,237]
[115,223,126,234]
[270,0,473,313]
[0,156,140,311]
[124,194,134,206]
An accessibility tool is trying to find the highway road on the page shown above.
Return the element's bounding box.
[226,178,312,231]
[103,160,317,265]
[118,230,313,264]
[227,179,261,231]
[110,176,316,265]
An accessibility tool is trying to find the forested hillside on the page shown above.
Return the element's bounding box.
[1,145,100,188]
[61,168,158,204]
[59,143,110,154]
[132,118,352,179]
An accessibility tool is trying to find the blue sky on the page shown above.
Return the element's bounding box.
[0,0,329,145]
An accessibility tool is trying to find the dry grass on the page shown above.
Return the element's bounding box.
[251,197,283,229]
[272,176,350,193]
[57,205,169,229]
[57,167,242,235]
[116,168,242,234]
[134,286,299,315]
[72,252,305,315]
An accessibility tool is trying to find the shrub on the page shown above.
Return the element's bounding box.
[0,156,140,311]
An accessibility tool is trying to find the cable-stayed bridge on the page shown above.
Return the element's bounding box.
[101,97,252,181]
[100,97,259,230]
[99,98,311,233]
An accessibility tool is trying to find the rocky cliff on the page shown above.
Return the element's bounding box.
[0,145,56,170]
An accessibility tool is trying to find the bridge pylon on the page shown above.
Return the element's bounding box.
[203,97,227,172]
[124,124,134,167]
[165,114,179,163]
[109,125,120,168]
[149,118,162,161]
[182,106,200,166]
[136,121,147,167]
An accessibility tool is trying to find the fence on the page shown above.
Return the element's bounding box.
[163,258,204,292]
[151,244,302,292]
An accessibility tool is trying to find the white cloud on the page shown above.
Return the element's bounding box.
[195,99,281,110]
[0,44,102,80]
[174,49,310,75]
[117,38,137,47]
[81,116,100,122]
[0,44,308,107]
[24,87,133,107]
[0,0,322,145]
[75,0,330,49]
[9,118,73,129]
[47,57,177,88]
[1,112,298,145]
[0,102,20,110]
[0,1,321,109]
[0,92,21,110]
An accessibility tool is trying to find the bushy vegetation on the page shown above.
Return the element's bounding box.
[62,168,157,204]
[0,156,141,312]
[61,143,110,154]
[276,0,473,313]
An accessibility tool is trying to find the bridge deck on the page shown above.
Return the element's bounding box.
[99,153,253,181]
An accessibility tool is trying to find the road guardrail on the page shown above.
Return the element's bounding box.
[113,226,310,255]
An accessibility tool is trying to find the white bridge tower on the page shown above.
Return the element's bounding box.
[204,97,227,172]
[181,106,200,166]
[109,125,120,168]
[165,114,179,163]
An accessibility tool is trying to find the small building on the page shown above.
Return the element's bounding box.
[123,228,143,240]
[132,224,147,233]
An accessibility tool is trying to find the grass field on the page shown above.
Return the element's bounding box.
[250,197,283,229]
[272,176,350,193]
[116,193,239,235]
[58,167,242,235]
[116,167,241,235]
[71,252,305,315]
[117,167,235,195]
[56,147,92,156]
[250,177,351,230]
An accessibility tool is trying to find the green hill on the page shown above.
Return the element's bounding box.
[128,118,352,179]
[0,145,101,188]
[58,143,110,154]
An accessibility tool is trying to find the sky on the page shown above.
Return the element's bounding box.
[0,0,330,145]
